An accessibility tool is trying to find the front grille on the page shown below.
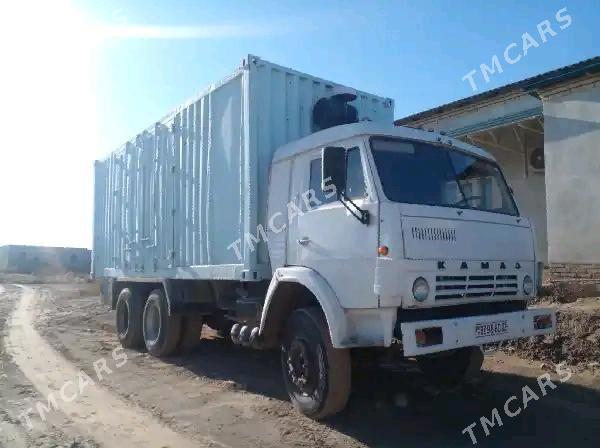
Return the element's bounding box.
[411,226,456,242]
[435,274,518,300]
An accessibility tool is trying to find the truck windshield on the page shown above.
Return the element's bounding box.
[370,137,518,216]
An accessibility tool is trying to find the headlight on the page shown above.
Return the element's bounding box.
[412,277,429,302]
[523,275,534,295]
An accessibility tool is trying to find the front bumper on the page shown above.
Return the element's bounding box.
[400,308,555,356]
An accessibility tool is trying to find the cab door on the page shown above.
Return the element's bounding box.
[288,139,379,309]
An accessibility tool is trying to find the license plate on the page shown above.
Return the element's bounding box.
[475,320,508,338]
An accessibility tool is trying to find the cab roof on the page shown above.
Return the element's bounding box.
[271,121,495,163]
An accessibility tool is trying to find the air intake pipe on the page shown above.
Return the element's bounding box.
[312,93,358,131]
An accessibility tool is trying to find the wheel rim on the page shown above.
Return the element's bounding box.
[285,338,318,396]
[117,300,129,337]
[144,300,161,344]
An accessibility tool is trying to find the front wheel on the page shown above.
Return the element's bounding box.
[280,307,351,420]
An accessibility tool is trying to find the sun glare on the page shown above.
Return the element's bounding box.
[0,0,100,248]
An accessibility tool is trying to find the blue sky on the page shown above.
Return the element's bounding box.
[0,0,597,247]
[90,0,598,152]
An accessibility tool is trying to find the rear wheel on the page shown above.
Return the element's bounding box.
[280,307,351,420]
[115,288,144,349]
[417,346,484,387]
[143,289,182,357]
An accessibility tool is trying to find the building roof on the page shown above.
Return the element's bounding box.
[396,56,600,125]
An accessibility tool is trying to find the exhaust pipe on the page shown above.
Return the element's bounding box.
[239,325,251,345]
[231,324,263,349]
[249,326,261,349]
[230,323,242,344]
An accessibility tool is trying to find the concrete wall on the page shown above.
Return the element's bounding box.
[543,80,600,263]
[0,245,91,274]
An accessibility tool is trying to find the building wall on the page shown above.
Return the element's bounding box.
[488,144,548,262]
[547,263,600,285]
[543,80,600,264]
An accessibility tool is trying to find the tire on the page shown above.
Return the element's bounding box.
[417,346,484,387]
[177,315,204,354]
[280,307,351,420]
[115,287,144,349]
[142,289,182,357]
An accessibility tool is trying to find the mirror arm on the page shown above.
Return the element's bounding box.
[337,193,370,225]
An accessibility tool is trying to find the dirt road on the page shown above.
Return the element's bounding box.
[5,285,204,447]
[1,283,599,447]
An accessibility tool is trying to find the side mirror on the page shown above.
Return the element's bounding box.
[322,146,346,195]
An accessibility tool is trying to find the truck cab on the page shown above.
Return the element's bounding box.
[262,122,554,415]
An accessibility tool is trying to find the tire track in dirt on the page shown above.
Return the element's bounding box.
[5,285,216,448]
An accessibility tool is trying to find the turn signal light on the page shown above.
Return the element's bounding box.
[378,245,389,256]
[415,329,427,347]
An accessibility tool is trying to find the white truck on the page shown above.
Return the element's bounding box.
[93,55,555,419]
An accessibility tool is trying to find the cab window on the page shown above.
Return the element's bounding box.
[308,147,366,207]
[309,158,335,205]
[345,147,366,199]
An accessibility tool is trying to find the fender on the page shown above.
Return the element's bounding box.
[162,279,215,315]
[259,266,349,348]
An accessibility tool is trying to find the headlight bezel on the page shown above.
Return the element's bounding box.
[523,275,534,295]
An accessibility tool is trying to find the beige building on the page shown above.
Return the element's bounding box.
[396,57,600,283]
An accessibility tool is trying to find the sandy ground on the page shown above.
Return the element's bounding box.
[1,282,599,447]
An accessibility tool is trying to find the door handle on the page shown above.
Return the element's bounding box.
[297,237,310,246]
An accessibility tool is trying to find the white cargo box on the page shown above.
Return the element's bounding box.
[93,55,394,281]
